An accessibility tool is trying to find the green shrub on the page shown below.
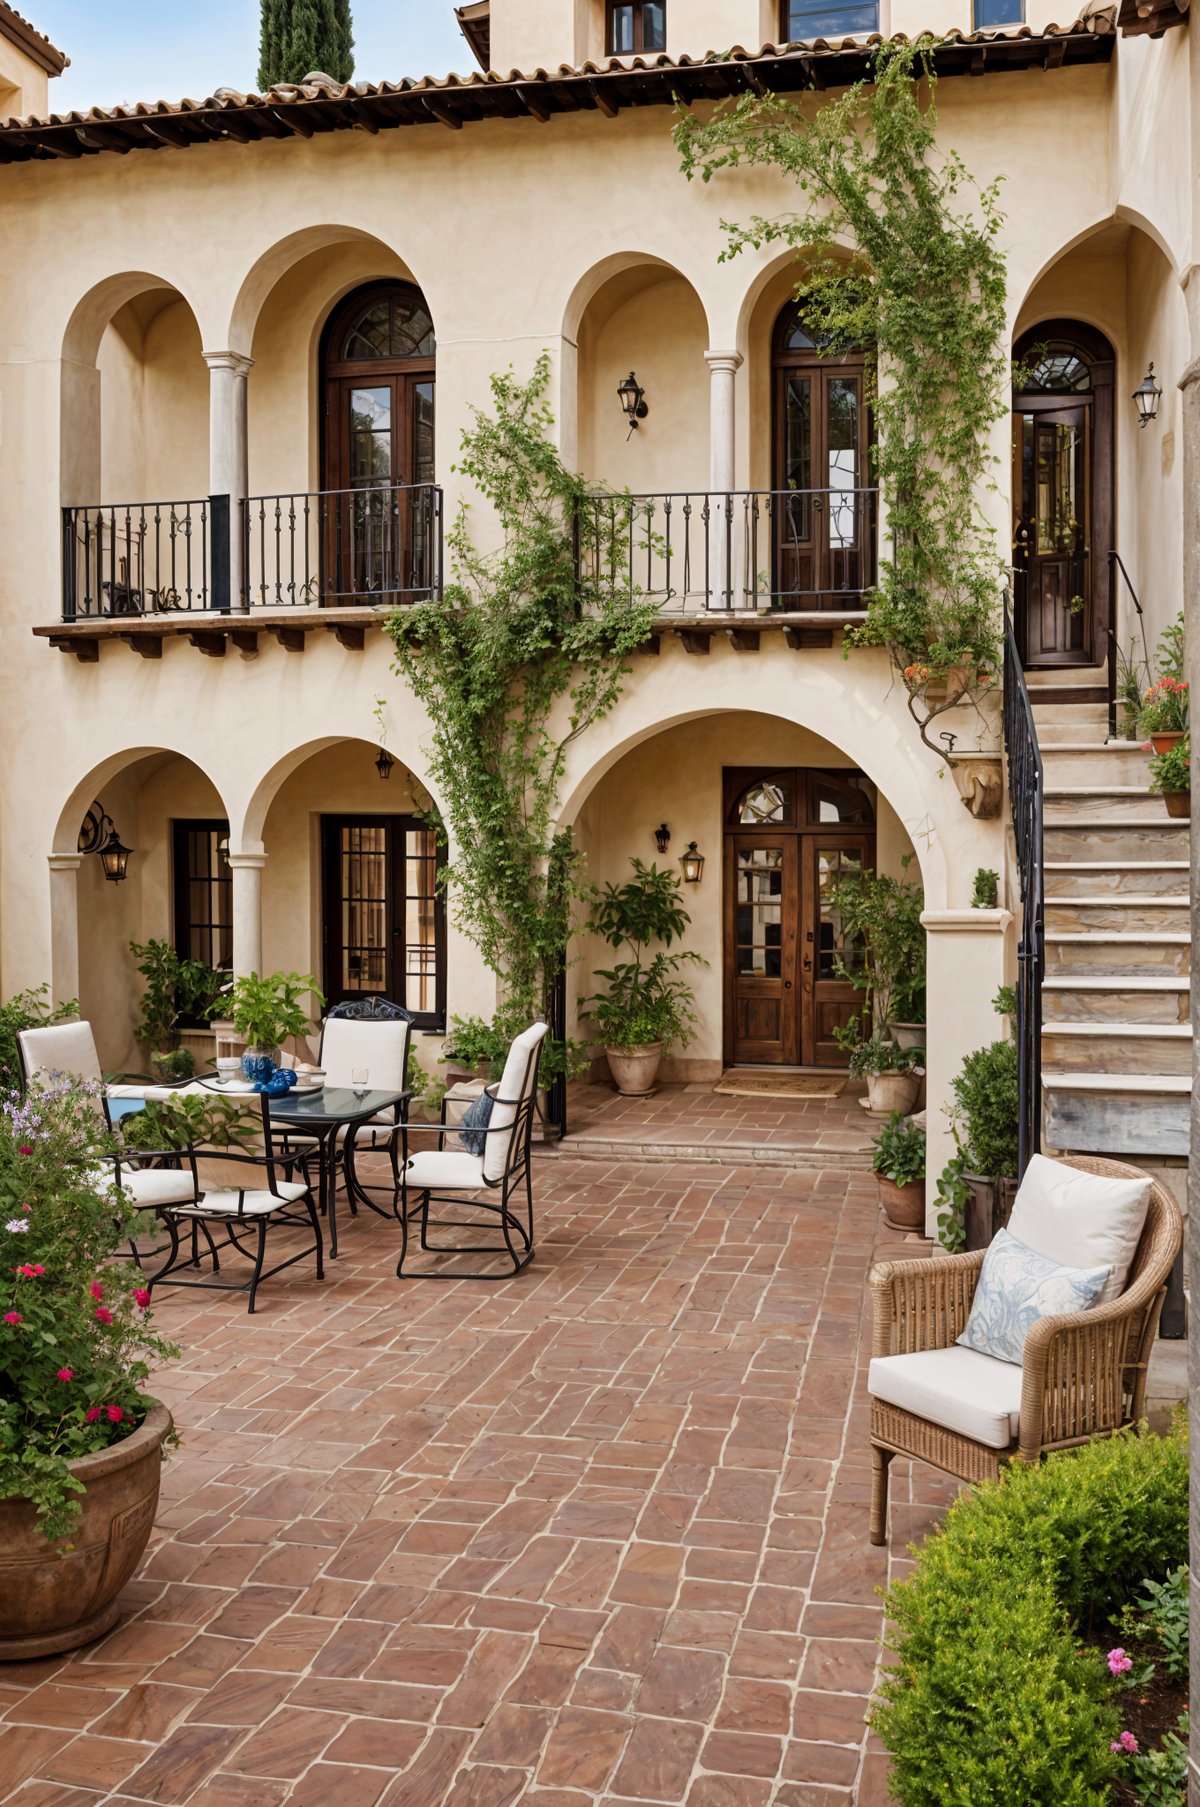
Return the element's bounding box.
[874,1425,1189,1807]
[0,986,78,1087]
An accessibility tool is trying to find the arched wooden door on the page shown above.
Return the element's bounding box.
[1012,321,1114,668]
[723,768,876,1067]
[772,304,873,609]
[321,281,436,604]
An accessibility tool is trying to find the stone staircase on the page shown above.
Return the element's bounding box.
[1036,700,1191,1160]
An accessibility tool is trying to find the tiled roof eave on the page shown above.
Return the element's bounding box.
[0,22,1117,164]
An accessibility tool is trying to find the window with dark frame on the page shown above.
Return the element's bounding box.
[172,820,233,1024]
[321,816,447,1028]
[607,1,666,54]
[973,0,1024,24]
[780,0,879,39]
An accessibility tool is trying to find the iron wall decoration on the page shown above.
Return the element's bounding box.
[654,824,671,854]
[78,801,133,883]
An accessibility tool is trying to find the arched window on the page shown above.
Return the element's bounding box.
[334,288,436,363]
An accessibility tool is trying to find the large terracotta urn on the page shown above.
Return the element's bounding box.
[606,1043,664,1097]
[0,1403,172,1660]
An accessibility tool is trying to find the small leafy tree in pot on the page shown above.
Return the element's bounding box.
[836,1019,924,1116]
[872,1110,926,1231]
[582,860,705,1096]
[226,972,324,1065]
[937,987,1020,1249]
[830,856,926,1039]
[129,940,224,1071]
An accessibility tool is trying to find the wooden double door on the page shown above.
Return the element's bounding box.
[723,768,875,1068]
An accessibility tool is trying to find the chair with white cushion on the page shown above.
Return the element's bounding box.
[396,1020,547,1280]
[867,1154,1182,1545]
[277,998,414,1216]
[151,1094,323,1314]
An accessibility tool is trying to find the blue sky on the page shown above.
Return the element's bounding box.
[34,2,471,113]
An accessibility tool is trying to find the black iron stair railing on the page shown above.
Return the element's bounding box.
[1003,599,1045,1178]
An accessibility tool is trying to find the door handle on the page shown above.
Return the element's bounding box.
[802,958,813,973]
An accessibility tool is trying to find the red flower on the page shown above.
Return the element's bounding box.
[106,1405,124,1424]
[3,1311,20,1326]
[56,1368,73,1382]
[90,1281,104,1301]
[16,1264,45,1278]
[17,1146,32,1157]
[85,1406,102,1423]
[94,1306,113,1326]
[134,1288,152,1310]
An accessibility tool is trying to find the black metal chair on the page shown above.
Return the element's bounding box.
[395,1020,547,1280]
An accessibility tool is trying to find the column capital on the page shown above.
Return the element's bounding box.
[47,853,83,873]
[203,350,255,378]
[920,908,1014,934]
[704,349,744,375]
[226,851,268,871]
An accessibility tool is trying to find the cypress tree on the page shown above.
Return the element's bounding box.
[258,0,354,90]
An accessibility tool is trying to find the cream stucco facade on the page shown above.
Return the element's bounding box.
[0,0,1194,1212]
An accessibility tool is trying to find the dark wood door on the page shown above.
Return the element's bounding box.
[727,836,800,1064]
[326,374,436,604]
[321,816,445,1025]
[803,835,873,1065]
[1013,402,1091,664]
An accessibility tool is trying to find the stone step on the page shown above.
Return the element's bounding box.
[1044,821,1189,863]
[1043,1073,1190,1159]
[1031,703,1110,745]
[1040,742,1154,787]
[1044,933,1191,978]
[1041,1022,1192,1076]
[1044,861,1190,899]
[1045,897,1190,935]
[1045,786,1169,825]
[1042,976,1191,1025]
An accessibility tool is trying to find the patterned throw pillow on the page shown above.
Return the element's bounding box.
[459,1088,495,1158]
[957,1228,1110,1366]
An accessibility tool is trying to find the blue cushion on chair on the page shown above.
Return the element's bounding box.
[957,1227,1110,1366]
[460,1088,495,1158]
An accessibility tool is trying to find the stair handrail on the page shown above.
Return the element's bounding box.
[1107,550,1152,740]
[1003,595,1045,1178]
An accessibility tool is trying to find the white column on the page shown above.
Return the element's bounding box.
[48,855,82,1007]
[705,351,743,610]
[227,852,266,979]
[204,351,253,611]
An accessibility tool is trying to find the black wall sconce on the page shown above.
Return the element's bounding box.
[78,801,133,884]
[654,823,671,855]
[680,841,705,884]
[375,747,396,781]
[1133,363,1162,428]
[617,371,649,438]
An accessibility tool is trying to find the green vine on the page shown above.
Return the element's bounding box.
[675,40,1011,762]
[385,358,659,1040]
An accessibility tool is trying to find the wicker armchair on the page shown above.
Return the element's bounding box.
[868,1155,1183,1545]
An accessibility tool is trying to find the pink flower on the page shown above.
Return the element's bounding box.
[134,1288,152,1310]
[90,1281,104,1301]
[106,1404,124,1424]
[16,1263,45,1278]
[1110,1732,1139,1755]
[3,1311,20,1326]
[17,1146,32,1156]
[85,1406,102,1423]
[56,1368,73,1382]
[1107,1648,1133,1676]
[94,1306,113,1326]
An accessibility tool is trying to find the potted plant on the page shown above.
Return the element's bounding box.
[971,868,999,909]
[830,858,926,1047]
[226,971,323,1076]
[0,1081,179,1658]
[129,940,223,1070]
[1139,676,1189,754]
[872,1111,926,1231]
[945,988,1020,1250]
[582,859,704,1096]
[442,1015,508,1084]
[1148,734,1190,819]
[844,1029,924,1116]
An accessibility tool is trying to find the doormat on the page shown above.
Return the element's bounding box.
[714,1072,846,1100]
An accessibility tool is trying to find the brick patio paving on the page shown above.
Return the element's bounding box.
[0,1143,957,1807]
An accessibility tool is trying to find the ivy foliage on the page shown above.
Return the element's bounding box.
[675,41,1011,758]
[385,358,659,1035]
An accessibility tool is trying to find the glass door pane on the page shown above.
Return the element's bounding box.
[783,376,813,542]
[826,376,860,550]
[736,847,785,977]
[348,385,396,598]
[339,824,389,994]
[403,827,440,1017]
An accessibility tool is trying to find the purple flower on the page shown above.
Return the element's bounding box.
[1110,1731,1139,1755]
[4,1219,29,1233]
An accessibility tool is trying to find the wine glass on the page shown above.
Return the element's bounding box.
[352,1067,369,1101]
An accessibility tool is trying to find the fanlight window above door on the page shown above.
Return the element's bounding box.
[735,774,794,825]
[1023,349,1091,393]
[338,289,436,362]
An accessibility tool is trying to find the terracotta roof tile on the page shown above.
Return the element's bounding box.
[0,1,68,76]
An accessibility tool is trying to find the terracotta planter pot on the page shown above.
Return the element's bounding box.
[878,1175,926,1232]
[606,1043,663,1097]
[1162,789,1190,819]
[0,1403,172,1661]
[963,1174,1020,1252]
[885,1021,926,1051]
[865,1070,922,1116]
[1149,731,1185,755]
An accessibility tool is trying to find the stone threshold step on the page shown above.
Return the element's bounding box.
[554,1136,873,1169]
[1044,1022,1192,1038]
[1046,932,1190,944]
[1042,1073,1191,1093]
[1046,895,1190,907]
[1043,975,1190,990]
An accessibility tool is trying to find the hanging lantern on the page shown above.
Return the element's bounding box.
[98,827,133,884]
[654,823,671,855]
[617,370,649,436]
[375,748,395,781]
[680,841,705,884]
[1132,363,1162,428]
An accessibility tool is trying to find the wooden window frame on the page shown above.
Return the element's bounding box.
[972,0,1025,24]
[172,819,233,1025]
[606,1,666,55]
[779,0,880,39]
[321,814,447,1029]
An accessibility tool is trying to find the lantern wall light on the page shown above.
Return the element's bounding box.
[78,801,133,884]
[375,747,396,781]
[654,823,671,855]
[680,841,705,884]
[1133,363,1162,428]
[617,371,649,438]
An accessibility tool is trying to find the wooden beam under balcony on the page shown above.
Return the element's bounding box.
[726,628,760,652]
[33,606,396,658]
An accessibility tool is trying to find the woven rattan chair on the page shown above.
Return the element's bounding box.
[867,1155,1183,1546]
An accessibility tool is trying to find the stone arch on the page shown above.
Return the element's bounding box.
[224,225,436,362]
[234,733,441,854]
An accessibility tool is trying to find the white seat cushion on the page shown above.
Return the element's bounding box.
[106,1082,179,1102]
[117,1167,199,1208]
[869,1346,1024,1449]
[483,1022,548,1182]
[177,1181,311,1218]
[404,1150,486,1191]
[1008,1154,1151,1307]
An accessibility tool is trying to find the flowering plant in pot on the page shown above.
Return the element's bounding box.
[871,1111,926,1231]
[581,860,704,1096]
[226,971,323,1078]
[0,1078,179,1657]
[1139,676,1189,753]
[1148,734,1191,820]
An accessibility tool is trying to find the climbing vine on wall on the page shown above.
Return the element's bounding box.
[385,357,659,1051]
[675,40,1011,761]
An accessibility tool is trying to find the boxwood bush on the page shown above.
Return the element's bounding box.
[873,1423,1188,1806]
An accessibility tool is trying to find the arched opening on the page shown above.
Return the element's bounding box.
[771,299,873,609]
[1011,319,1115,668]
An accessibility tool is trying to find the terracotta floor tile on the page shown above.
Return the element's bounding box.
[611,1716,705,1800]
[535,1707,632,1793]
[227,1707,345,1779]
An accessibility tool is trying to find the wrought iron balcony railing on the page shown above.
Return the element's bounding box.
[575,487,879,614]
[62,498,221,619]
[243,482,442,610]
